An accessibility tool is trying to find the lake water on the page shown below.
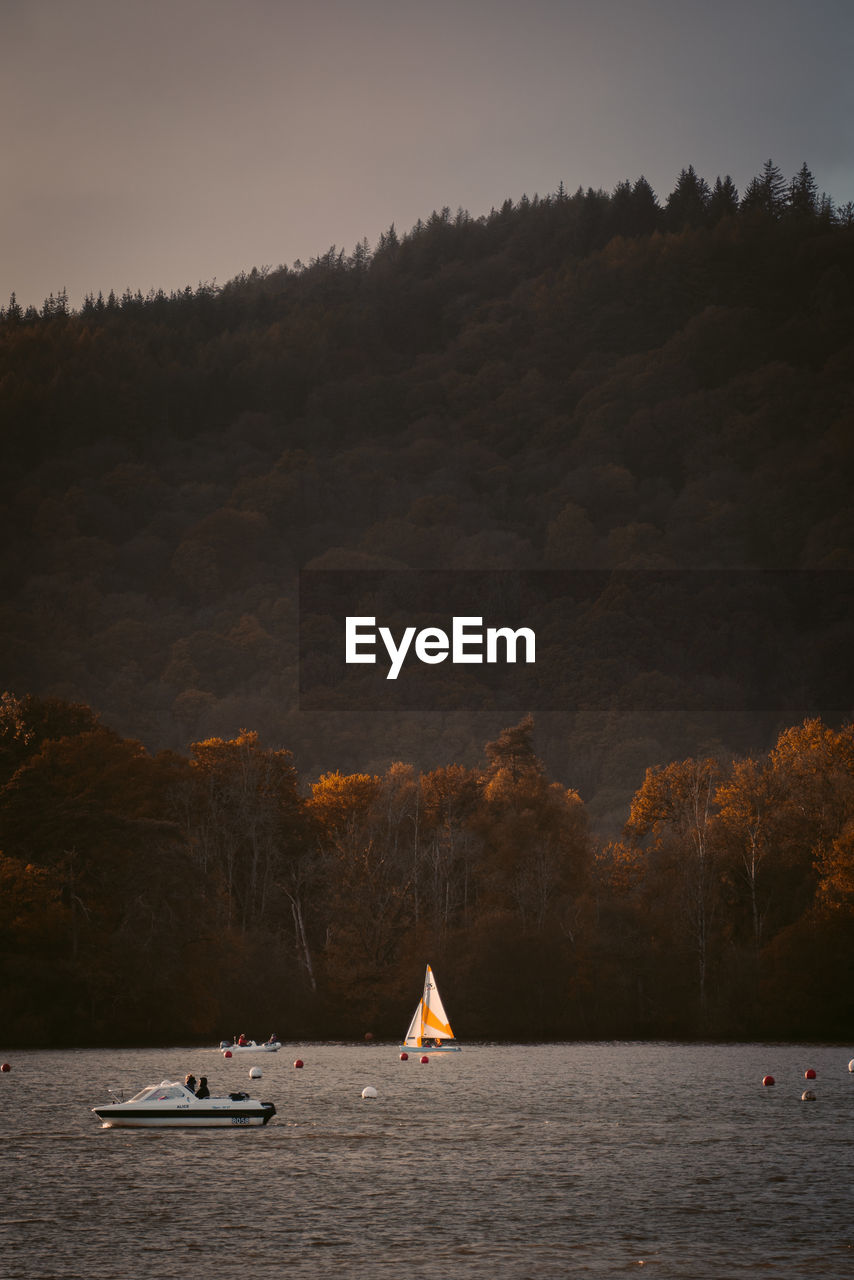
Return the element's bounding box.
[2,1042,853,1278]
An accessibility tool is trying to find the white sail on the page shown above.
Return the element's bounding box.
[403,965,456,1046]
[403,1003,423,1046]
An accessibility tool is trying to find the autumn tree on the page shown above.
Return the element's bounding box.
[0,692,102,787]
[756,721,854,1038]
[816,820,854,913]
[626,756,722,1025]
[478,716,589,926]
[0,723,190,1038]
[483,712,543,785]
[186,730,307,940]
[308,769,412,1026]
[419,763,481,933]
[586,839,650,1032]
[453,715,592,1036]
[715,755,779,958]
[764,718,854,922]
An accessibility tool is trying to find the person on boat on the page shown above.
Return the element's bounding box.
[185,1073,197,1093]
[237,1033,248,1046]
[267,1032,277,1044]
[195,1077,210,1099]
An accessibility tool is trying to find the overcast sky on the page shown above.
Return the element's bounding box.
[3,0,853,310]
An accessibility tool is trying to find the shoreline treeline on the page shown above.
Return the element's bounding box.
[1,695,851,1047]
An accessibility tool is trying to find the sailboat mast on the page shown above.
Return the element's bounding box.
[423,965,434,1046]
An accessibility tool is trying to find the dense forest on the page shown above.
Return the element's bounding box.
[1,158,853,1043]
[1,696,852,1046]
[1,159,852,828]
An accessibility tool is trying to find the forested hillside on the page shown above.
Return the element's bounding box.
[1,159,852,831]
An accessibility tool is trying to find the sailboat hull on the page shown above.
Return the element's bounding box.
[400,1043,461,1053]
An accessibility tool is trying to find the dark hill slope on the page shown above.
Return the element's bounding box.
[1,187,852,828]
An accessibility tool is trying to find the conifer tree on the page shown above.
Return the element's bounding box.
[741,158,787,218]
[665,165,711,229]
[631,176,660,234]
[2,291,22,323]
[788,162,819,218]
[708,175,739,222]
[609,179,635,236]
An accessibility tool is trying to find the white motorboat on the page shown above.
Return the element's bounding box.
[220,1039,281,1054]
[92,1080,276,1128]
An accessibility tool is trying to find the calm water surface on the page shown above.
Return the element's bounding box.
[2,1042,853,1278]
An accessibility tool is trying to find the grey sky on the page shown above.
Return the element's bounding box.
[2,0,853,309]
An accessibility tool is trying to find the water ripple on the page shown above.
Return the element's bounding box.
[3,1042,854,1277]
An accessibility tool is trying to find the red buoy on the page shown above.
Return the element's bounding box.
[0,1063,10,1072]
[399,1052,408,1061]
[805,1068,816,1079]
[762,1075,775,1086]
[294,1059,304,1069]
[223,1050,232,1058]
[420,1055,429,1064]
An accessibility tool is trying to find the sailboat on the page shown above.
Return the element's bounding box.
[401,965,461,1052]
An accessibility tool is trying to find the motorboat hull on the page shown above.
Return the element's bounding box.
[92,1080,276,1128]
[94,1103,276,1128]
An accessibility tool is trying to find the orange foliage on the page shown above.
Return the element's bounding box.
[817,820,854,913]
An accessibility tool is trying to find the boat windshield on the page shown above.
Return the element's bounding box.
[127,1081,189,1103]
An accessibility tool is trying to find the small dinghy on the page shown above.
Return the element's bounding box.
[93,1080,276,1128]
[401,965,462,1053]
[220,1039,281,1054]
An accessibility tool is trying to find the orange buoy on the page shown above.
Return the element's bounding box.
[223,1050,232,1059]
[762,1075,775,1086]
[1,1063,10,1072]
[802,1089,816,1101]
[805,1068,816,1079]
[420,1055,429,1064]
[294,1059,304,1069]
[400,1052,408,1061]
